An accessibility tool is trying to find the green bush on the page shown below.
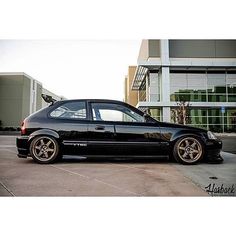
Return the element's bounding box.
[1,127,20,131]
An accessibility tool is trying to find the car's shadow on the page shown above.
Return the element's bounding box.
[58,155,170,164]
[22,155,226,165]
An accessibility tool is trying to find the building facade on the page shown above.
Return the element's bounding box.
[129,40,236,132]
[0,72,64,128]
[124,66,138,107]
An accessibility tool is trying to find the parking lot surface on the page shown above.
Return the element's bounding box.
[0,136,235,196]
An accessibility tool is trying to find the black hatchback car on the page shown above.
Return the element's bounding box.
[17,96,223,164]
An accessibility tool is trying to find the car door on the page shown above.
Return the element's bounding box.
[87,101,167,156]
[86,102,116,155]
[114,121,165,156]
[112,104,166,156]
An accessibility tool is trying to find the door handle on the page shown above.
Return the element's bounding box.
[95,125,105,130]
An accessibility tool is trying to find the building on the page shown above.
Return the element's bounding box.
[127,40,236,132]
[0,72,64,128]
[124,66,138,107]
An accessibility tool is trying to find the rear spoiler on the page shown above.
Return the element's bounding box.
[41,94,57,105]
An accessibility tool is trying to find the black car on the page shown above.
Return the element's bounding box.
[16,96,223,164]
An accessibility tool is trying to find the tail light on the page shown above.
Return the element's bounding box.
[21,120,26,135]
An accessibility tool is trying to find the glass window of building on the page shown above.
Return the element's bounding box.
[148,108,162,121]
[170,73,187,98]
[188,108,208,129]
[170,71,232,103]
[226,73,236,102]
[170,72,207,102]
[170,107,236,133]
[207,108,224,133]
[226,109,236,132]
[138,78,146,102]
[187,73,207,102]
[207,73,226,102]
[149,73,160,102]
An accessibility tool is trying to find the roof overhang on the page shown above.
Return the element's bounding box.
[132,60,162,90]
[136,101,236,108]
[131,66,148,90]
[0,72,42,85]
[131,58,236,91]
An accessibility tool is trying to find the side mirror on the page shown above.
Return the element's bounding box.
[143,113,150,122]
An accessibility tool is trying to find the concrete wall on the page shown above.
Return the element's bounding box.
[0,74,24,127]
[149,40,160,58]
[138,40,161,61]
[138,40,149,61]
[138,40,236,60]
[36,83,43,110]
[124,76,128,103]
[124,66,138,107]
[21,76,31,122]
[0,73,63,128]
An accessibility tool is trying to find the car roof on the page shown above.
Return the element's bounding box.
[56,99,127,104]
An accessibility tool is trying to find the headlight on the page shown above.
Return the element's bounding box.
[207,131,217,140]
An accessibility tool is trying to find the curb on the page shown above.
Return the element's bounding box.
[216,133,236,137]
[0,131,21,135]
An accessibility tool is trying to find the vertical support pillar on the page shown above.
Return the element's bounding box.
[160,39,171,122]
[33,81,37,113]
[145,75,149,102]
[29,78,33,114]
[149,73,159,102]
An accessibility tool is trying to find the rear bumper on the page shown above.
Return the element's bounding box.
[16,136,29,158]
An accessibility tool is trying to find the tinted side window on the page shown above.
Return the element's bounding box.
[50,101,87,119]
[91,103,145,122]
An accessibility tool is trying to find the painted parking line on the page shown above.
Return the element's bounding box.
[50,164,139,196]
[0,181,15,196]
[0,145,16,148]
[0,149,16,154]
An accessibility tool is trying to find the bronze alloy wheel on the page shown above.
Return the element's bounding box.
[176,137,203,164]
[31,136,59,163]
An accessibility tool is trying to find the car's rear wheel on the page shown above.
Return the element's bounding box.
[173,136,204,165]
[30,136,60,164]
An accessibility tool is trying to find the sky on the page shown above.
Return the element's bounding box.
[0,40,141,101]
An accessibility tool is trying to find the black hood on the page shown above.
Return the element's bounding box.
[159,121,207,133]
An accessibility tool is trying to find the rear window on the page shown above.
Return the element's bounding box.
[50,101,87,119]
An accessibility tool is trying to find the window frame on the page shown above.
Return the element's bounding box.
[88,101,156,124]
[48,100,89,121]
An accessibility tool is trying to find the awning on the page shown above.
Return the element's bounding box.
[131,66,148,90]
[131,60,162,90]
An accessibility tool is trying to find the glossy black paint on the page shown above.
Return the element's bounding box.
[16,99,222,161]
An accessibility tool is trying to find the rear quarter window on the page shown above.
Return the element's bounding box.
[50,101,87,119]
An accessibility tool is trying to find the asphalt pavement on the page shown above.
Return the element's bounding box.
[0,135,235,196]
[217,136,236,154]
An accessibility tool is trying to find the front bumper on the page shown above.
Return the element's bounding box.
[205,139,223,163]
[16,136,29,158]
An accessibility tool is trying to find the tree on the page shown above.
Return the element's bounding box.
[171,101,191,125]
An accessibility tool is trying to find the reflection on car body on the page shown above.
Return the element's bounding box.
[16,96,223,165]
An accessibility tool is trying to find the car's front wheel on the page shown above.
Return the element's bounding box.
[30,136,60,164]
[173,136,204,165]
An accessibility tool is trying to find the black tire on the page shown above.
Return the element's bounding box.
[30,136,60,164]
[173,136,204,165]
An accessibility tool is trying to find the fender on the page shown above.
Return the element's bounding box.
[28,129,60,142]
[170,129,205,143]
